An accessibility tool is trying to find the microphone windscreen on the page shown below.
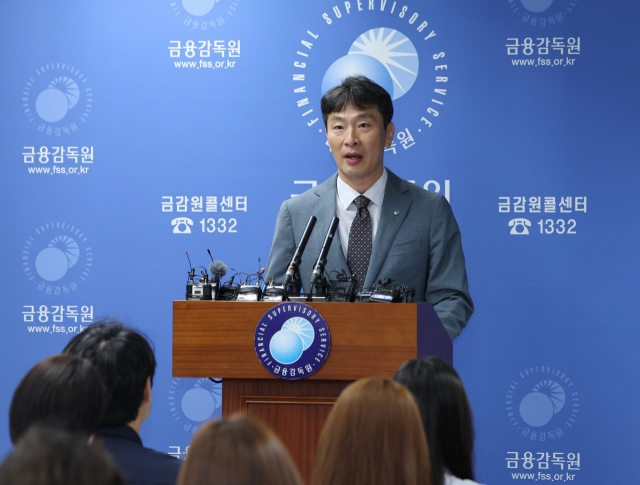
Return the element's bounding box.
[209,260,228,279]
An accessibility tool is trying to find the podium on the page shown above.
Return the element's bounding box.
[173,301,451,483]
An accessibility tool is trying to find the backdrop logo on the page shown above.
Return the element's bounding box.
[508,0,579,27]
[505,366,580,442]
[291,2,447,151]
[170,0,240,30]
[23,63,93,136]
[23,222,92,296]
[255,303,330,380]
[168,378,222,435]
[321,28,419,100]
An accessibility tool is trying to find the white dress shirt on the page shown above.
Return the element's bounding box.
[335,168,388,258]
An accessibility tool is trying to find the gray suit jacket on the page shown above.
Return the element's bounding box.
[265,169,473,339]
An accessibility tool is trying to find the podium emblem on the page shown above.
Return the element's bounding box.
[255,303,331,380]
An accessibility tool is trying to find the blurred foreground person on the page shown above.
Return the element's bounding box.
[313,377,431,485]
[395,357,483,485]
[9,354,106,444]
[0,424,125,485]
[177,414,302,485]
[64,320,180,485]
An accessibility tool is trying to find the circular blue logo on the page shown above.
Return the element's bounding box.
[508,0,579,27]
[169,0,241,30]
[23,222,93,296]
[291,5,448,150]
[255,303,330,380]
[505,366,579,442]
[168,377,222,436]
[23,63,93,136]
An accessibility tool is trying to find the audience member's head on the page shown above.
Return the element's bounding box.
[0,424,125,485]
[9,354,106,444]
[313,377,431,485]
[394,357,475,485]
[177,414,302,485]
[321,75,394,129]
[63,319,156,429]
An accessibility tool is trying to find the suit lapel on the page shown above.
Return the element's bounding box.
[364,170,412,288]
[311,175,349,275]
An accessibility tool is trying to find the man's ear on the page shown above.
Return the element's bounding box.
[142,376,152,404]
[385,121,396,148]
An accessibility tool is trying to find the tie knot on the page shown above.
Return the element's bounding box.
[353,195,371,210]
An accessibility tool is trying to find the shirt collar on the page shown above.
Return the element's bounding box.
[99,425,143,445]
[336,168,387,210]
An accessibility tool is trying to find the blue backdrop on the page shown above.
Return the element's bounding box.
[1,1,639,483]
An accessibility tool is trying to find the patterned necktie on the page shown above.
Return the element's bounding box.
[347,195,372,290]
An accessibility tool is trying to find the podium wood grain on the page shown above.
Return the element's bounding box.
[173,301,421,380]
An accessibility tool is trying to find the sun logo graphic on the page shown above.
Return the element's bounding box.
[36,77,80,123]
[505,366,580,442]
[35,235,80,282]
[255,303,330,380]
[321,28,419,99]
[23,222,93,296]
[23,63,92,136]
[270,317,315,365]
[519,380,565,427]
[168,378,222,435]
[169,0,239,30]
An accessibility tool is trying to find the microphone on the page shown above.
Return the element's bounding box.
[282,215,317,287]
[209,260,228,282]
[185,251,213,300]
[185,251,195,284]
[310,217,339,287]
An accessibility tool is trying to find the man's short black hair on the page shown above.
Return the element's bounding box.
[321,75,394,129]
[9,354,106,444]
[63,319,156,428]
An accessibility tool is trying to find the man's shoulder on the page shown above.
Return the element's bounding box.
[281,173,337,211]
[99,427,180,485]
[385,168,443,206]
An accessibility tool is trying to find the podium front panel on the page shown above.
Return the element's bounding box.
[173,301,451,380]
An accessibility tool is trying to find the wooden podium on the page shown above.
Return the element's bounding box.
[173,301,451,483]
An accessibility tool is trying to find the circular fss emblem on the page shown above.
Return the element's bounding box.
[255,303,330,380]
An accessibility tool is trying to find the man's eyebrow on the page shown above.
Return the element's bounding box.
[329,112,375,121]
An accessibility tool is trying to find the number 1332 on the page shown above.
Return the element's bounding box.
[538,219,576,234]
[199,218,237,233]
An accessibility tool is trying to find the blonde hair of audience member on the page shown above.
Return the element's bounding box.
[313,377,431,485]
[177,414,302,485]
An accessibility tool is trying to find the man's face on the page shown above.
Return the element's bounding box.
[326,104,395,193]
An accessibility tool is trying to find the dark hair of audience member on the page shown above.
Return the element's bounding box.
[394,357,475,485]
[177,414,302,485]
[9,354,106,444]
[321,75,394,128]
[63,319,156,427]
[313,377,431,485]
[0,424,125,485]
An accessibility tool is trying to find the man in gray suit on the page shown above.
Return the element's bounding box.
[266,76,473,339]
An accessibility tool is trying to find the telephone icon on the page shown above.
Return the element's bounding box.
[509,218,531,235]
[172,217,194,234]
